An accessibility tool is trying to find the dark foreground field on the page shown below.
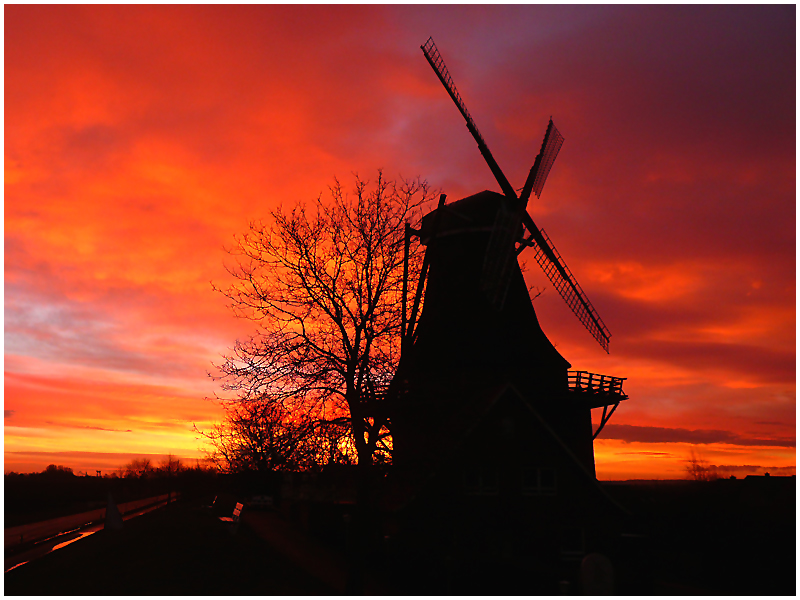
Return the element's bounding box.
[4,501,334,596]
[603,477,796,596]
[5,474,795,595]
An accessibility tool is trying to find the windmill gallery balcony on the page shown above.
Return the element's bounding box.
[567,370,628,408]
[361,371,627,410]
[567,370,627,440]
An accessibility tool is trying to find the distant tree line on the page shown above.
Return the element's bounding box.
[112,455,199,479]
[5,457,218,526]
[5,456,214,479]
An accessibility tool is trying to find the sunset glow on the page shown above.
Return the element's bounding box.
[5,5,795,478]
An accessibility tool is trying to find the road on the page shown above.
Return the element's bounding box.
[4,494,175,573]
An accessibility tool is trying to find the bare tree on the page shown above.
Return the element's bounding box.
[684,448,717,482]
[211,171,434,467]
[123,458,153,479]
[157,454,183,474]
[197,396,356,472]
[158,454,183,504]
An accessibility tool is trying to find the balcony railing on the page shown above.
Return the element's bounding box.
[567,370,627,407]
[359,380,389,404]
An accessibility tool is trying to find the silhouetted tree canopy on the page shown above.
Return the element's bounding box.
[198,395,355,472]
[206,171,434,470]
[43,464,75,478]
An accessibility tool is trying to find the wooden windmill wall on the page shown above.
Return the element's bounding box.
[391,191,596,476]
[383,38,628,479]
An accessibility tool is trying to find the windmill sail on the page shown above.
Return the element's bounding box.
[421,37,517,200]
[479,201,521,307]
[420,38,485,151]
[522,222,611,352]
[520,119,564,205]
[421,36,612,351]
[482,120,565,308]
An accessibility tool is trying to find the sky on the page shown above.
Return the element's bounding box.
[4,5,795,479]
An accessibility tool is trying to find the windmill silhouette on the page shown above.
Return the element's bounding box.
[357,39,635,593]
[420,37,609,350]
[383,38,628,477]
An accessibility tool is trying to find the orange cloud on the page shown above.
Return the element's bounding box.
[5,5,794,476]
[4,368,222,461]
[593,439,796,481]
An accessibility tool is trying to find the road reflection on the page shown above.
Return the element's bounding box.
[4,499,170,573]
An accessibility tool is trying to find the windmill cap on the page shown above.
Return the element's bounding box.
[420,190,514,244]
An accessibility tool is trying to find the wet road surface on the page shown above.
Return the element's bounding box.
[5,495,173,572]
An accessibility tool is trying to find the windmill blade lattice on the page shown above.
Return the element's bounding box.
[421,37,518,200]
[421,35,612,352]
[482,120,564,309]
[479,202,521,308]
[528,227,611,352]
[531,123,564,199]
[520,119,564,206]
[421,37,487,150]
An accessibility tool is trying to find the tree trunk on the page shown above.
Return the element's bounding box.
[346,459,374,594]
[345,386,378,594]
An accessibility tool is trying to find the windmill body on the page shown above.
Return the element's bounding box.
[385,189,629,593]
[391,190,597,476]
[387,38,627,478]
[359,38,633,592]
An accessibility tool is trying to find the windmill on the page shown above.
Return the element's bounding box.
[383,38,628,476]
[420,37,609,351]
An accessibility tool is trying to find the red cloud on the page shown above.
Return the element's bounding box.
[5,6,795,475]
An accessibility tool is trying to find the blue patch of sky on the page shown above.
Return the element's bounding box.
[4,282,194,380]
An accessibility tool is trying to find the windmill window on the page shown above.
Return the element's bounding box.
[463,464,499,495]
[540,468,556,491]
[522,467,538,489]
[522,467,557,495]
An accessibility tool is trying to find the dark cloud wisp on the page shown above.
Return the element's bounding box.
[599,423,795,448]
